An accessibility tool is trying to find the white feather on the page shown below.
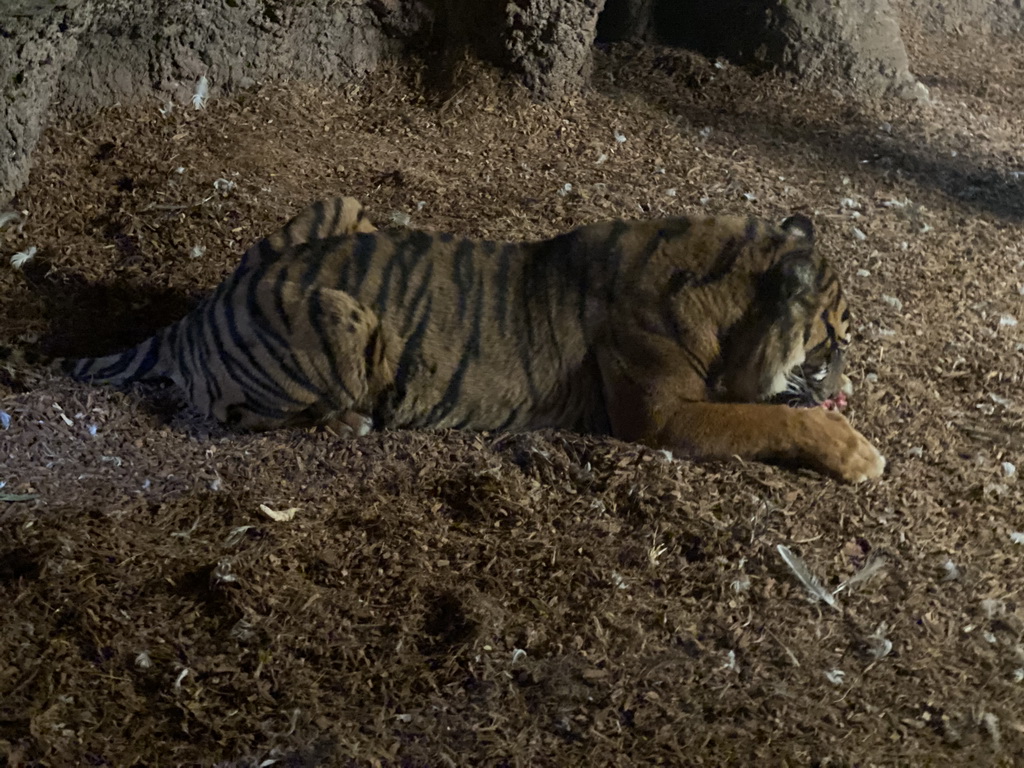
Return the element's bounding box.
[777,544,838,609]
[192,75,209,110]
[0,210,23,232]
[832,551,888,596]
[10,245,37,269]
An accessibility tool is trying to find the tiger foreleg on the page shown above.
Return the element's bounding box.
[649,402,885,483]
[599,361,884,482]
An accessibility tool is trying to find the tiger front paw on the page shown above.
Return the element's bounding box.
[803,409,885,483]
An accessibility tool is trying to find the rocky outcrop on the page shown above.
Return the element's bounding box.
[895,0,1024,35]
[1,0,396,202]
[503,0,606,98]
[598,0,928,101]
[758,0,929,102]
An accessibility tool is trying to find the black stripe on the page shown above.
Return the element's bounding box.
[299,241,328,292]
[192,291,233,414]
[363,324,382,373]
[495,243,515,336]
[246,268,323,397]
[210,294,274,400]
[218,283,300,405]
[132,334,164,380]
[635,219,691,275]
[272,266,293,334]
[175,310,198,398]
[347,233,378,293]
[180,306,208,407]
[744,218,759,243]
[569,234,589,324]
[400,261,434,337]
[669,326,710,381]
[602,221,631,302]
[78,333,151,385]
[322,199,342,240]
[495,405,522,431]
[373,238,411,311]
[425,269,484,425]
[822,310,839,347]
[678,333,709,378]
[373,252,397,310]
[258,238,276,262]
[89,349,139,381]
[393,295,433,405]
[520,243,567,404]
[307,290,358,404]
[537,267,565,377]
[227,397,293,424]
[815,259,831,286]
[451,238,469,321]
[519,250,540,399]
[239,236,278,271]
[391,232,439,310]
[298,200,327,247]
[664,267,696,299]
[92,331,164,382]
[698,235,746,287]
[188,312,222,412]
[451,412,477,430]
[452,238,476,321]
[257,237,278,267]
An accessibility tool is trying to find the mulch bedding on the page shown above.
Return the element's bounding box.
[2,28,1024,767]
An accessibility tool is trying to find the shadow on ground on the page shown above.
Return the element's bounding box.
[594,42,1024,223]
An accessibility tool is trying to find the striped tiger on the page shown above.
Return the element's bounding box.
[2,197,884,482]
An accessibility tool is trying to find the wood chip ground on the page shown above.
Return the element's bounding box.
[2,31,1024,766]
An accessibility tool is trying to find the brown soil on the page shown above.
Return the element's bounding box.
[3,32,1024,766]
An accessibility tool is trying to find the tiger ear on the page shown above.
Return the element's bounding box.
[780,213,815,244]
[774,250,816,303]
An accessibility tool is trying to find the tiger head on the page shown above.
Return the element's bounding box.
[721,214,854,410]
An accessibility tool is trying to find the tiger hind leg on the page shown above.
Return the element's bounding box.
[322,410,374,437]
[212,283,394,434]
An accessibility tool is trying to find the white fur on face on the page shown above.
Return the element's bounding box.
[767,344,806,398]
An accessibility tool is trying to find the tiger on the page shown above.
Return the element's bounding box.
[1,197,884,483]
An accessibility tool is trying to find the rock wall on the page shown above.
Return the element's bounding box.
[1,0,400,203]
[895,0,1024,35]
[2,0,1020,204]
[503,0,606,98]
[2,3,88,206]
[598,0,927,101]
[58,0,390,113]
[2,0,613,202]
[759,0,928,102]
